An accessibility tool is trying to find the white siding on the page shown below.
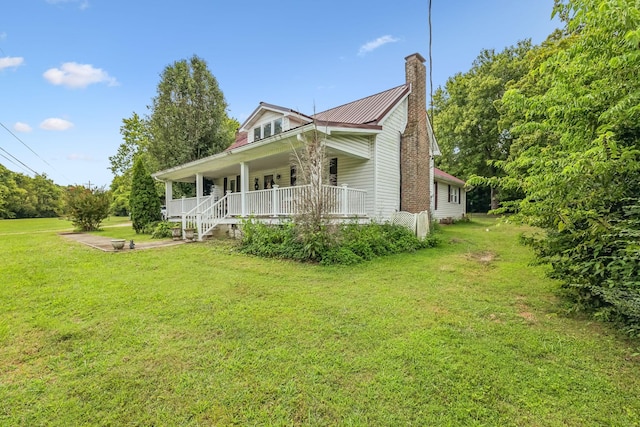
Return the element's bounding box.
[372,98,408,220]
[215,166,294,194]
[335,153,375,215]
[433,180,466,220]
[326,135,370,159]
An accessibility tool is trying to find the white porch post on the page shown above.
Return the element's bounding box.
[181,196,186,239]
[342,183,349,216]
[195,173,203,207]
[272,185,280,217]
[240,162,249,217]
[195,173,203,240]
[165,180,173,206]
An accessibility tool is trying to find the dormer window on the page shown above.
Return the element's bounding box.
[252,118,285,142]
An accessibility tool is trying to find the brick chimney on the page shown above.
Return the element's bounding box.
[400,53,431,213]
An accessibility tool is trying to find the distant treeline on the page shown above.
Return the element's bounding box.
[0,164,65,219]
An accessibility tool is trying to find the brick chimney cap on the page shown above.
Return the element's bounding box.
[405,53,426,63]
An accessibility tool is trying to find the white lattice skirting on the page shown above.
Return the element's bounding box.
[391,211,430,240]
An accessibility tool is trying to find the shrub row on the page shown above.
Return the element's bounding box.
[239,220,438,265]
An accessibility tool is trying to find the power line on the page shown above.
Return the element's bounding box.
[428,0,434,130]
[0,120,70,181]
[0,144,38,175]
[0,151,34,175]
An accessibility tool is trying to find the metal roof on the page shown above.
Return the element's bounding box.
[313,84,410,125]
[434,168,466,185]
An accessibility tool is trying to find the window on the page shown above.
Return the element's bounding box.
[329,158,338,186]
[252,118,285,142]
[264,174,274,189]
[290,165,297,186]
[449,185,458,204]
[203,177,214,196]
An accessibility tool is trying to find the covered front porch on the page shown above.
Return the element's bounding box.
[155,125,376,240]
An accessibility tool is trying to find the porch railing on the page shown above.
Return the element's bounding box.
[183,193,230,241]
[176,184,367,240]
[225,184,366,217]
[167,197,197,218]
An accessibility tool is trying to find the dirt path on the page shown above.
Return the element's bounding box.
[60,232,187,252]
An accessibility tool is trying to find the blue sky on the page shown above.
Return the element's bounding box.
[1,0,560,187]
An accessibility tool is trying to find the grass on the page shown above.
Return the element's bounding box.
[1,215,639,425]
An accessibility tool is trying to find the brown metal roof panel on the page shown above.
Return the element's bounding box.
[313,84,409,125]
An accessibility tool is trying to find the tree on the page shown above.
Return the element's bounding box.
[148,55,237,170]
[485,0,640,333]
[108,113,154,216]
[129,157,161,233]
[109,112,153,176]
[0,165,64,218]
[65,186,111,231]
[291,125,330,234]
[432,40,533,210]
[31,174,64,217]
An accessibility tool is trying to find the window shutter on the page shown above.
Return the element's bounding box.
[290,166,296,186]
[329,158,338,186]
[435,182,438,210]
[458,188,461,204]
[448,185,451,203]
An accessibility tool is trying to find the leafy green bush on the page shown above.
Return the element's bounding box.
[151,221,173,239]
[65,186,111,231]
[239,219,438,265]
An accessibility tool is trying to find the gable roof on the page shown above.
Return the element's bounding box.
[313,84,410,125]
[434,168,465,186]
[227,84,410,152]
[239,102,312,132]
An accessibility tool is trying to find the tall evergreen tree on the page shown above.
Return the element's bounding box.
[129,157,161,233]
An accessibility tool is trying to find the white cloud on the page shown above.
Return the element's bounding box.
[40,118,74,131]
[0,56,24,70]
[67,153,94,161]
[0,32,6,41]
[358,35,399,56]
[43,62,117,89]
[46,0,89,10]
[14,122,32,132]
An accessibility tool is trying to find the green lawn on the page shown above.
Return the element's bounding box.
[1,216,639,425]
